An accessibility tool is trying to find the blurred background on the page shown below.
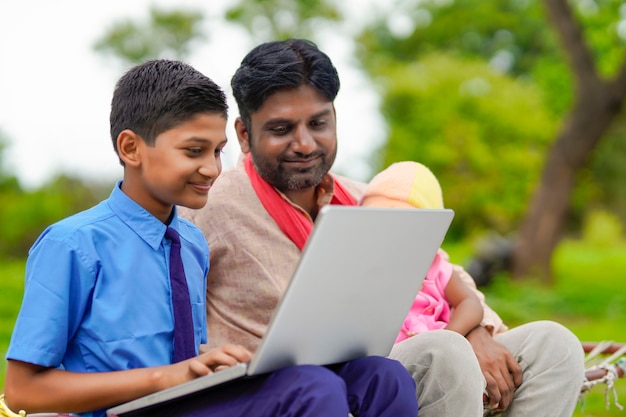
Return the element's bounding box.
[1,0,625,414]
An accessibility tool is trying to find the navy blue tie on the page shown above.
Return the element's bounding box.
[165,227,196,362]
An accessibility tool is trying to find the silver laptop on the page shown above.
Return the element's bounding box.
[107,206,454,416]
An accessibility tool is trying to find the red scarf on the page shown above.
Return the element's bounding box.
[244,153,356,250]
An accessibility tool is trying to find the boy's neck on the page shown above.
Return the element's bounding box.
[120,178,175,224]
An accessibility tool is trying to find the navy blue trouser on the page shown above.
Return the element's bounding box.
[147,356,417,416]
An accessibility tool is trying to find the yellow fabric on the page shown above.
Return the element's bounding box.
[361,161,444,209]
[0,395,25,417]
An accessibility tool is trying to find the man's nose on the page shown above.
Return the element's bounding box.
[291,125,316,154]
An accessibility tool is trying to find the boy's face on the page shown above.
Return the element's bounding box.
[236,84,337,194]
[123,113,227,222]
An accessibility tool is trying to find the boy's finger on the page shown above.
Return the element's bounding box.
[188,359,212,377]
[221,344,253,362]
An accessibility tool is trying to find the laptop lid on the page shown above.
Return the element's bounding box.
[248,205,454,374]
[107,206,454,415]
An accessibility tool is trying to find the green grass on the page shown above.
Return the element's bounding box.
[443,239,626,416]
[0,259,25,391]
[1,240,625,415]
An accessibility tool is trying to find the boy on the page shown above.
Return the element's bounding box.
[3,59,417,417]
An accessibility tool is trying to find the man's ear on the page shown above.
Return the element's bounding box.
[117,130,142,167]
[234,117,250,154]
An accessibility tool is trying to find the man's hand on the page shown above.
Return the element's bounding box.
[466,326,522,412]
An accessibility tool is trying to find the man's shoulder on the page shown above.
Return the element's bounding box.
[203,165,255,209]
[331,172,367,200]
[180,164,257,227]
[212,164,249,193]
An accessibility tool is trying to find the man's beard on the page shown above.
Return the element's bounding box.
[250,147,337,193]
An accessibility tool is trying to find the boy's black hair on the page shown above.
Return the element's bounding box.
[231,38,340,129]
[110,59,228,164]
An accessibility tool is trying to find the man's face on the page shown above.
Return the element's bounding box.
[237,85,337,193]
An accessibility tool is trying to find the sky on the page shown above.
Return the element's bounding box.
[0,0,388,190]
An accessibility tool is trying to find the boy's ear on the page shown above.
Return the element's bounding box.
[234,117,250,154]
[117,130,142,167]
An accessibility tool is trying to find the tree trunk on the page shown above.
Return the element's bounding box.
[512,91,621,281]
[512,0,626,282]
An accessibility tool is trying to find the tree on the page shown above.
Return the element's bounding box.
[224,0,342,42]
[0,130,21,193]
[94,7,205,65]
[356,0,626,283]
[0,132,108,258]
[513,0,626,280]
[371,53,555,241]
[0,175,107,258]
[93,0,342,68]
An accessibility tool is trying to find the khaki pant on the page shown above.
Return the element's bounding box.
[389,321,585,417]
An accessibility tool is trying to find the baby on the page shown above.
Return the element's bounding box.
[360,161,483,343]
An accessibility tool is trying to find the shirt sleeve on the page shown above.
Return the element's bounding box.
[6,235,94,367]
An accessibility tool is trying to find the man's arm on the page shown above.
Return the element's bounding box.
[4,345,251,414]
[443,255,521,411]
[466,325,522,412]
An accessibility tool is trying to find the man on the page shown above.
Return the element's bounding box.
[181,38,585,416]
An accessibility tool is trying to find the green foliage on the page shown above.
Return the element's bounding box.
[480,238,626,334]
[0,132,8,177]
[459,238,626,416]
[374,53,555,239]
[0,130,111,258]
[355,0,626,244]
[443,232,626,334]
[528,56,573,116]
[0,260,25,392]
[225,0,342,42]
[581,210,624,248]
[357,0,553,76]
[0,175,111,259]
[93,7,205,65]
[0,131,21,193]
[587,120,626,226]
[572,0,626,78]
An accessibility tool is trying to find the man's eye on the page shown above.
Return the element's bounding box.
[215,147,225,156]
[311,120,327,129]
[271,126,289,135]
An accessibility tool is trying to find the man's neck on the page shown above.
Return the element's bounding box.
[283,187,319,220]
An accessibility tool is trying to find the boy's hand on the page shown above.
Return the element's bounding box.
[193,344,252,373]
[159,344,252,390]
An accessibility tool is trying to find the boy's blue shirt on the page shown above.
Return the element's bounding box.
[7,180,209,377]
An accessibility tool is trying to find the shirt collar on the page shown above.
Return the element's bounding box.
[315,173,336,207]
[107,180,179,250]
[274,172,336,222]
